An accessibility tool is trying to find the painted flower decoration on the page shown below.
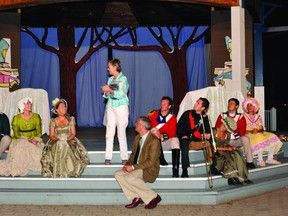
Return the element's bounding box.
[52,98,60,107]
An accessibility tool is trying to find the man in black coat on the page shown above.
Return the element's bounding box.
[177,97,211,177]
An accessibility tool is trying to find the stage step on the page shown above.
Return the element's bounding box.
[0,166,287,205]
[0,141,288,205]
[85,150,205,164]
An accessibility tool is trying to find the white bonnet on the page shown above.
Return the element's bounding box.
[18,97,32,113]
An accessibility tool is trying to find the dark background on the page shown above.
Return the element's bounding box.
[261,0,288,131]
[263,32,288,131]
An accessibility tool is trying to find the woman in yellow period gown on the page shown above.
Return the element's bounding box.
[242,98,282,167]
[0,97,44,177]
[41,98,89,178]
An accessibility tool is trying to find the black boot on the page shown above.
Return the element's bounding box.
[181,168,189,178]
[180,139,189,177]
[228,177,243,186]
[159,143,168,166]
[246,162,256,169]
[172,149,180,177]
[210,157,221,175]
[180,139,190,169]
[210,165,221,175]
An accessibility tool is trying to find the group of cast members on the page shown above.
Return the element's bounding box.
[99,59,283,209]
[0,97,89,178]
[0,58,284,209]
[113,96,283,209]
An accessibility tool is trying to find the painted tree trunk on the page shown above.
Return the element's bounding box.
[161,49,188,116]
[57,27,78,120]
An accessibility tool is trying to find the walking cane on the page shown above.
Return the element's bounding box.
[200,114,214,189]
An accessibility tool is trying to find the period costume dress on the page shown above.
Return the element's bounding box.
[0,113,43,176]
[244,113,282,155]
[41,116,89,178]
[242,98,282,166]
[215,110,254,166]
[213,129,249,183]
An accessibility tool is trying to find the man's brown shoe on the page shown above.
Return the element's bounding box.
[125,198,144,208]
[145,194,162,209]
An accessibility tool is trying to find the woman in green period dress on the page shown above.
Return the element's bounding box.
[0,97,44,177]
[41,98,89,178]
[213,117,253,185]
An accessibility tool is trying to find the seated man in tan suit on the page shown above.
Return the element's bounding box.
[114,116,161,209]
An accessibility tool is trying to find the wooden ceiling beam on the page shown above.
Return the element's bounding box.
[0,0,81,10]
[0,0,239,11]
[152,0,239,7]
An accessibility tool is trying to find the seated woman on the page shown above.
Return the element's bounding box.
[41,98,89,178]
[0,97,44,177]
[0,112,11,158]
[213,117,253,185]
[242,97,282,167]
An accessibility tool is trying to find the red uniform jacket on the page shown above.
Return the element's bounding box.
[215,112,246,136]
[148,110,177,138]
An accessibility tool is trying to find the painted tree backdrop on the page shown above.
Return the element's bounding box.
[21,26,208,126]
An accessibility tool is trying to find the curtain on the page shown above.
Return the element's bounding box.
[112,50,173,125]
[20,26,208,127]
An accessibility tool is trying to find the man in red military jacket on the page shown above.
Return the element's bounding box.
[215,98,256,169]
[148,96,180,177]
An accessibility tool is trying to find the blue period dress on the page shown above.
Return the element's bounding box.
[41,116,89,178]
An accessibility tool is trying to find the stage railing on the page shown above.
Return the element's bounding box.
[265,107,277,131]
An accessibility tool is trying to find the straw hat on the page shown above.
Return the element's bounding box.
[51,98,68,114]
[221,117,237,133]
